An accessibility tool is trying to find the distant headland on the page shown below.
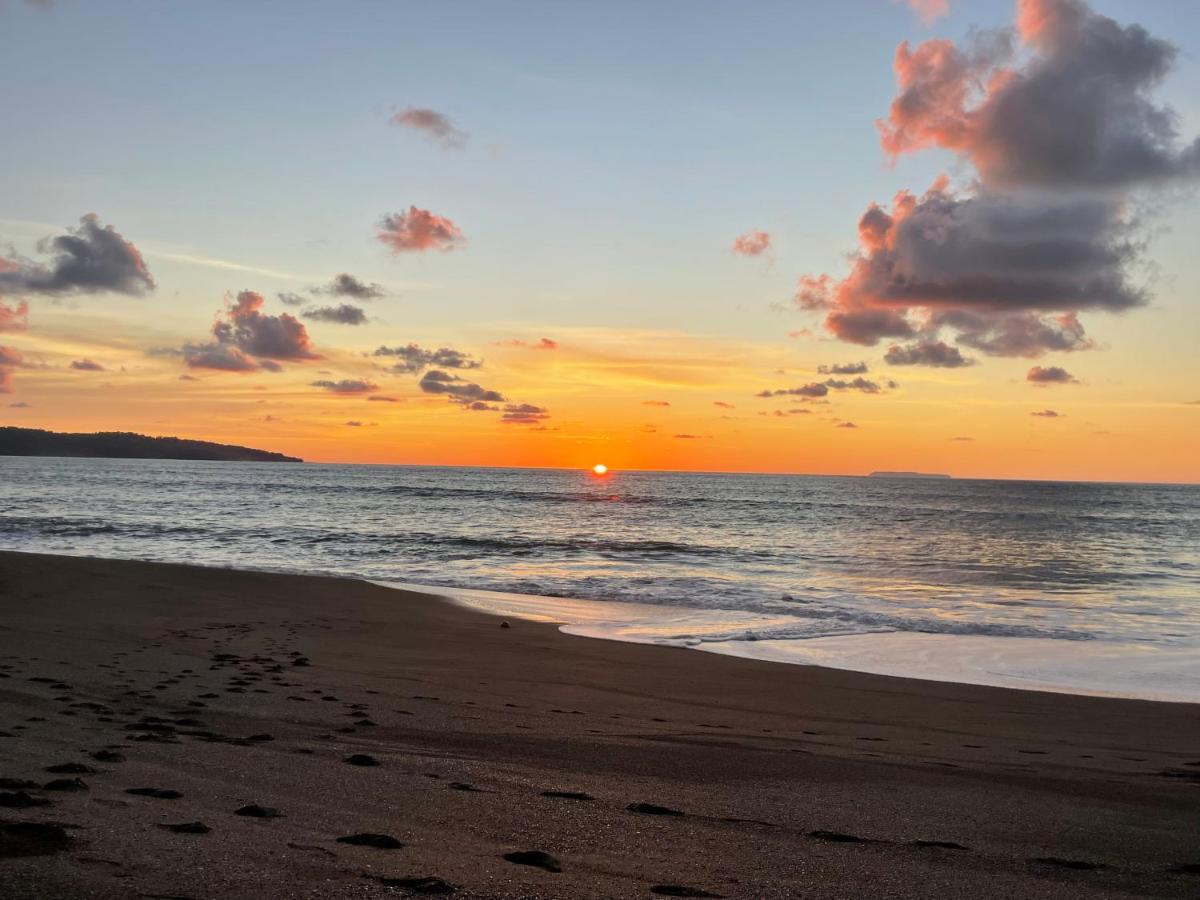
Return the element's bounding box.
[867,471,952,480]
[0,427,301,463]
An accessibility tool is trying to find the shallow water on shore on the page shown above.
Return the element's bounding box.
[2,456,1198,700]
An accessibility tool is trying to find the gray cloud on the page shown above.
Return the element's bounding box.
[390,107,467,148]
[882,0,1200,189]
[373,343,481,374]
[501,403,550,424]
[818,361,868,375]
[277,292,308,307]
[885,341,975,368]
[302,303,368,325]
[418,369,504,405]
[182,291,317,373]
[801,1,1197,363]
[1027,365,1078,384]
[0,214,154,297]
[316,273,386,300]
[70,358,104,371]
[312,378,378,394]
[1031,409,1064,417]
[757,382,829,399]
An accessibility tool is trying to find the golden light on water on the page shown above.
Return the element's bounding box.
[592,463,609,476]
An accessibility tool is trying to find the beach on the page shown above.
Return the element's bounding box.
[1,550,1198,898]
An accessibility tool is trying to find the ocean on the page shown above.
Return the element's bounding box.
[2,456,1198,701]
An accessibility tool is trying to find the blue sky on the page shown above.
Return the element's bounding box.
[1,1,1198,479]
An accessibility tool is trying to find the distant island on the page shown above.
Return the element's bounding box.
[0,427,301,463]
[868,471,951,479]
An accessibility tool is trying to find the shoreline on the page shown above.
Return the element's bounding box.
[3,550,1200,898]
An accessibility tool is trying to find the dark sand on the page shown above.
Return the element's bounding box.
[1,550,1198,898]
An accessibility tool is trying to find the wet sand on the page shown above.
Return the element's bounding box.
[1,550,1198,898]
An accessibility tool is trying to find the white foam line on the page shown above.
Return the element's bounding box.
[378,581,1200,704]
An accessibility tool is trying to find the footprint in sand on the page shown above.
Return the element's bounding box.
[159,822,210,834]
[502,850,561,872]
[336,833,404,849]
[344,754,380,767]
[126,788,183,799]
[43,778,88,792]
[372,875,457,894]
[235,804,283,818]
[627,803,684,817]
[541,790,593,801]
[0,822,74,858]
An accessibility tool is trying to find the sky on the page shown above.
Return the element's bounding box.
[1,0,1197,481]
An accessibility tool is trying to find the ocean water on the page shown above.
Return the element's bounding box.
[2,456,1198,701]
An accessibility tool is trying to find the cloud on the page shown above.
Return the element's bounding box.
[757,382,828,399]
[944,310,1095,357]
[732,230,771,258]
[345,421,363,427]
[377,207,464,253]
[182,291,318,372]
[0,299,28,332]
[0,214,154,297]
[1031,408,1064,417]
[713,401,735,408]
[897,0,950,24]
[823,376,887,393]
[389,107,467,149]
[302,303,367,325]
[316,273,386,300]
[311,378,378,395]
[182,343,263,372]
[837,421,859,428]
[418,369,504,405]
[501,403,550,424]
[70,358,104,371]
[799,1,1197,362]
[880,0,1200,189]
[372,343,481,374]
[9,401,30,408]
[1027,364,1078,384]
[642,400,671,407]
[506,337,558,350]
[757,376,888,398]
[818,361,868,375]
[885,340,974,367]
[368,395,401,402]
[277,292,307,307]
[674,434,705,439]
[0,345,22,393]
[814,179,1144,348]
[179,374,198,381]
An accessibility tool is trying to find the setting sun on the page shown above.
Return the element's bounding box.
[592,463,609,476]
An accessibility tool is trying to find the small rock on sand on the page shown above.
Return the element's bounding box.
[344,754,380,767]
[235,804,282,818]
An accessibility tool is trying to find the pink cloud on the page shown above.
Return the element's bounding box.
[389,107,466,148]
[731,230,771,258]
[902,0,950,24]
[0,299,28,333]
[377,207,464,253]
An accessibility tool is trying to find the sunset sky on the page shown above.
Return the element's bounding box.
[1,0,1197,481]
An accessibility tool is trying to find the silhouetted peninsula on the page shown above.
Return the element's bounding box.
[0,427,301,463]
